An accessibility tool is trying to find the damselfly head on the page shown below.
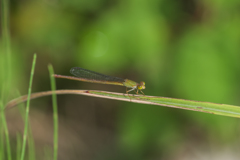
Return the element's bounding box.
[138,81,145,90]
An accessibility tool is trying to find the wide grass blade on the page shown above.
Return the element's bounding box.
[5,90,240,118]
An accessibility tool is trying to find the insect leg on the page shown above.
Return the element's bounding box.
[140,90,145,95]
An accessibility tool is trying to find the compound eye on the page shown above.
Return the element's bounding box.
[138,81,145,89]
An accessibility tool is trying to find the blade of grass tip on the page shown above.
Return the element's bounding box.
[48,64,58,160]
[0,100,12,160]
[20,53,37,160]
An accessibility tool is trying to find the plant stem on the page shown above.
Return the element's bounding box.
[20,54,37,160]
[48,64,58,160]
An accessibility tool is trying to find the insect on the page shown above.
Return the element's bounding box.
[54,67,145,94]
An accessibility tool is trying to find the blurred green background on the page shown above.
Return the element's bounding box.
[1,0,240,159]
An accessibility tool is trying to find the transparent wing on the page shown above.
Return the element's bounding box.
[70,67,125,83]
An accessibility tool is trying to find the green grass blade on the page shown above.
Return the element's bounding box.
[90,90,240,118]
[0,111,5,160]
[16,132,22,160]
[16,90,36,160]
[20,53,37,160]
[0,100,12,160]
[5,90,240,118]
[27,129,35,160]
[44,145,53,160]
[48,64,58,160]
[1,0,12,103]
[1,0,12,158]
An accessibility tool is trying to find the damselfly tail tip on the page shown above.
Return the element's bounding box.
[53,74,60,78]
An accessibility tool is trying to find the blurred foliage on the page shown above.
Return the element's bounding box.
[1,0,240,159]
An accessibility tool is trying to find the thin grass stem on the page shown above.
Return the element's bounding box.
[16,90,36,160]
[0,114,5,160]
[48,64,58,160]
[1,0,12,103]
[0,100,12,160]
[16,133,21,160]
[20,54,37,160]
